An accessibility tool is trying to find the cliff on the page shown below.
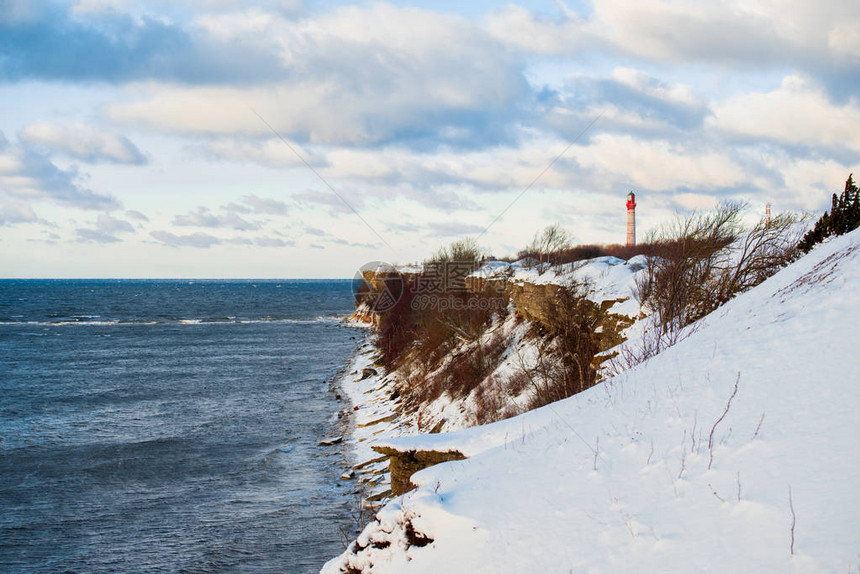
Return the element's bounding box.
[325,226,860,574]
[342,256,648,501]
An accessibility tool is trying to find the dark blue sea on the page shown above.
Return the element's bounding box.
[0,280,361,573]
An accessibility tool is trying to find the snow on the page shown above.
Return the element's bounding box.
[324,228,860,573]
[334,341,422,498]
[472,256,647,319]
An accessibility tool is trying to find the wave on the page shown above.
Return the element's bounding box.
[0,316,345,327]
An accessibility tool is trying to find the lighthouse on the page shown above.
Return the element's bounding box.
[626,191,636,247]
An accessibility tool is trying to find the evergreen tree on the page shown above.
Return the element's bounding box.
[798,174,860,252]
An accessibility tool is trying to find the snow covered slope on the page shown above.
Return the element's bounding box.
[324,228,860,573]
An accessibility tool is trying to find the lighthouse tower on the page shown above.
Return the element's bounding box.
[626,191,636,247]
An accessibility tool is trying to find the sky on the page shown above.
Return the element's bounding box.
[0,0,858,278]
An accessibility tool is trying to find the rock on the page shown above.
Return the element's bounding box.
[429,419,446,434]
[372,446,466,495]
[319,436,343,446]
[356,367,377,381]
[341,470,356,480]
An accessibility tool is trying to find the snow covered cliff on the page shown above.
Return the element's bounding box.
[325,228,860,573]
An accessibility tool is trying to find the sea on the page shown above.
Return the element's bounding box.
[0,279,362,573]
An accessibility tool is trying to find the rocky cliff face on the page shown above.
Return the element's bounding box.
[467,275,635,358]
[346,260,645,501]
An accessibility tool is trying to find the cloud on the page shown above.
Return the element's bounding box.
[150,230,222,248]
[26,230,62,244]
[707,75,860,152]
[19,122,147,164]
[75,213,136,243]
[224,236,254,245]
[76,228,121,243]
[293,189,364,216]
[483,1,859,101]
[173,206,260,230]
[221,194,291,216]
[239,194,290,215]
[541,68,709,139]
[425,221,486,237]
[125,209,149,221]
[72,0,302,16]
[329,237,378,249]
[0,2,285,84]
[303,226,326,236]
[204,137,317,169]
[483,4,587,55]
[255,236,294,247]
[95,213,134,234]
[0,133,120,210]
[570,133,747,193]
[105,3,529,148]
[588,0,790,65]
[0,200,43,226]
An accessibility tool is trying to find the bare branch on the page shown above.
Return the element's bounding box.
[708,373,741,470]
[789,485,796,556]
[752,412,766,440]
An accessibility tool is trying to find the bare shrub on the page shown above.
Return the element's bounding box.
[503,370,530,397]
[425,237,485,270]
[636,203,801,338]
[436,330,507,400]
[524,223,572,272]
[707,212,803,311]
[376,272,418,370]
[635,201,743,331]
[472,376,508,425]
[604,315,700,376]
[371,254,507,418]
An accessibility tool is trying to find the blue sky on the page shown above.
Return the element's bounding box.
[1,0,858,278]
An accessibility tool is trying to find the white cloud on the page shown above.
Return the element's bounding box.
[19,122,147,164]
[0,201,42,226]
[255,236,294,247]
[96,214,135,234]
[483,5,587,55]
[71,0,127,14]
[588,0,860,66]
[239,194,290,216]
[0,132,119,211]
[75,213,136,243]
[204,137,316,168]
[707,76,860,150]
[150,230,222,248]
[126,209,149,221]
[106,4,527,147]
[828,21,860,61]
[763,153,856,211]
[425,221,486,237]
[571,133,746,192]
[173,206,261,231]
[76,228,121,243]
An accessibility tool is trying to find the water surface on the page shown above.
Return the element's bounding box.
[0,280,359,573]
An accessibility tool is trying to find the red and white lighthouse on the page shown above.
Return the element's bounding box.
[626,191,636,247]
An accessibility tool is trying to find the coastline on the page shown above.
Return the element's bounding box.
[331,327,418,505]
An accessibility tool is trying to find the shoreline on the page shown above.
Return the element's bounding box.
[331,327,417,506]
